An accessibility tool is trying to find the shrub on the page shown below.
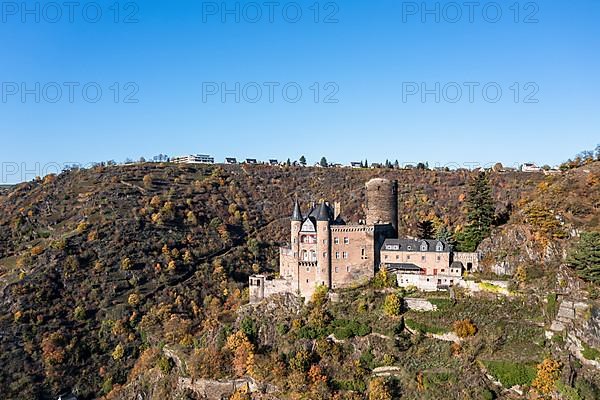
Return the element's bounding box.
[156,356,175,375]
[532,358,561,395]
[581,342,600,361]
[453,319,477,338]
[297,324,328,340]
[30,245,45,256]
[112,344,124,360]
[556,381,583,400]
[483,360,536,388]
[372,269,397,289]
[547,293,558,317]
[143,174,153,188]
[368,377,392,400]
[121,257,132,270]
[331,319,371,339]
[128,293,140,306]
[383,293,402,317]
[73,306,86,321]
[76,221,89,234]
[276,323,289,336]
[240,317,257,342]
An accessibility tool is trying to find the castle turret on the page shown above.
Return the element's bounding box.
[366,178,398,235]
[291,199,302,256]
[316,202,331,289]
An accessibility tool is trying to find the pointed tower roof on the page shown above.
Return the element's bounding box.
[316,202,330,221]
[291,199,303,221]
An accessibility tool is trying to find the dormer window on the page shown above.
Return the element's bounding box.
[420,241,428,251]
[436,242,444,252]
[407,245,412,251]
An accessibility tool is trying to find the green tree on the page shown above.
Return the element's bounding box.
[299,155,307,166]
[319,157,328,167]
[417,220,435,239]
[435,225,454,244]
[567,232,600,284]
[458,173,495,251]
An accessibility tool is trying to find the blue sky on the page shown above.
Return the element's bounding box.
[0,1,598,182]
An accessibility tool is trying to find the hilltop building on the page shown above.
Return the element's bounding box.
[249,178,480,302]
[172,154,215,164]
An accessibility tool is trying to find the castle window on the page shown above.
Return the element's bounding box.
[334,237,339,244]
[307,267,310,272]
[344,237,349,244]
[406,255,410,260]
[343,252,348,259]
[421,255,426,261]
[323,252,327,258]
[437,255,441,261]
[441,269,445,273]
[335,267,339,273]
[396,255,399,260]
[384,255,388,260]
[323,239,327,244]
[346,266,350,272]
[335,252,340,259]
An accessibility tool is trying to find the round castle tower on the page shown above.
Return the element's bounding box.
[365,178,398,234]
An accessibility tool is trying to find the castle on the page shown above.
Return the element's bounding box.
[249,178,480,302]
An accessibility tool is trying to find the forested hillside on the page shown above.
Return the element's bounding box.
[0,162,598,399]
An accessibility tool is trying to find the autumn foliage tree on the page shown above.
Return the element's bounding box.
[225,331,255,377]
[532,358,561,395]
[453,319,478,338]
[368,377,392,400]
[383,293,402,317]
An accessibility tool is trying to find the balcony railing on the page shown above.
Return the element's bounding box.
[299,261,318,267]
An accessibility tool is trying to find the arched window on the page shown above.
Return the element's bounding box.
[436,242,444,252]
[420,241,428,251]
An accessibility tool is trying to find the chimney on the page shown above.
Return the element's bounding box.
[334,201,341,220]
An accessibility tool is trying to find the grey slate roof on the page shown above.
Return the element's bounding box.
[383,238,450,252]
[316,202,331,221]
[291,200,303,221]
[385,263,424,272]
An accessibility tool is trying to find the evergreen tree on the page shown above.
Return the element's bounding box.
[458,173,495,251]
[417,220,435,239]
[567,232,600,284]
[435,224,454,244]
[299,155,307,166]
[319,157,328,167]
[394,160,400,169]
[286,158,291,166]
[365,159,369,168]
